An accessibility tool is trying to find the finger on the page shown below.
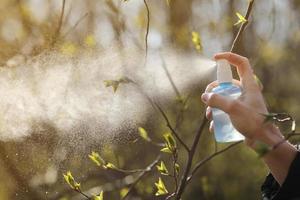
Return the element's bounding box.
[206,106,212,121]
[209,121,214,133]
[214,52,258,91]
[205,81,218,92]
[201,92,236,114]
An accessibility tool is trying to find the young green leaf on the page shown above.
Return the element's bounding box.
[163,132,176,151]
[191,31,202,52]
[262,113,277,124]
[103,80,119,93]
[104,162,117,170]
[156,161,169,175]
[160,147,172,154]
[234,12,247,26]
[120,187,129,198]
[103,77,132,93]
[175,163,180,175]
[138,127,151,142]
[93,191,104,200]
[63,171,81,191]
[88,151,106,167]
[155,177,169,196]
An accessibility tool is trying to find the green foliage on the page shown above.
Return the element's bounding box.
[155,177,169,196]
[103,162,117,170]
[160,132,177,154]
[175,163,180,175]
[138,127,151,142]
[93,191,104,200]
[88,151,118,170]
[234,12,247,26]
[156,161,169,175]
[191,31,202,52]
[164,132,176,151]
[160,147,173,154]
[63,171,81,191]
[120,188,129,198]
[89,151,106,167]
[103,77,132,93]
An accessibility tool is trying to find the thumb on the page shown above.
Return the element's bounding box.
[201,93,235,114]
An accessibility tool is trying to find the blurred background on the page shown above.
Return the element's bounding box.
[0,0,299,199]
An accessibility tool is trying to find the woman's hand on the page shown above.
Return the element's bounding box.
[201,52,298,185]
[201,52,282,147]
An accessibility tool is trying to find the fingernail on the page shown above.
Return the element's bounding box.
[201,93,209,103]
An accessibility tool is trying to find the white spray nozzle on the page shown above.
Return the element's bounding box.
[216,59,233,83]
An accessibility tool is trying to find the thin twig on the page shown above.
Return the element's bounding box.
[77,190,90,199]
[159,53,181,98]
[121,155,161,200]
[51,0,66,45]
[143,0,150,60]
[187,141,243,183]
[175,113,207,200]
[230,0,255,52]
[62,12,89,38]
[131,81,190,152]
[155,103,190,152]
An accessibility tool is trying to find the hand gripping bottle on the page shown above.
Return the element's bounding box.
[212,59,245,142]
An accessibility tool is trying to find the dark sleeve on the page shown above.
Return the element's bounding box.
[261,151,300,200]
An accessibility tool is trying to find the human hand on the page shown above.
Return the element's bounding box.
[201,52,282,147]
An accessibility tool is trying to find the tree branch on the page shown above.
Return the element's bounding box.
[187,141,243,183]
[62,12,89,38]
[230,0,255,52]
[175,113,207,200]
[51,0,66,45]
[121,155,160,200]
[143,0,150,59]
[174,0,256,199]
[155,103,190,152]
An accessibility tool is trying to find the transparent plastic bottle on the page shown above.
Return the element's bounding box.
[212,59,245,143]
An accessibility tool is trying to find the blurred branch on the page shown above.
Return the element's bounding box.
[51,0,66,45]
[62,12,89,38]
[0,143,44,200]
[143,0,150,60]
[159,53,182,99]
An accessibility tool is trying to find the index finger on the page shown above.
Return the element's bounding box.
[214,52,258,91]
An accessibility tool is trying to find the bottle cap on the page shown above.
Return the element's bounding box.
[216,59,233,83]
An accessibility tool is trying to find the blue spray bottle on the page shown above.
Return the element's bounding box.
[212,59,245,142]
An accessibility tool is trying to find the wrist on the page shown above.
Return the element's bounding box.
[256,124,284,146]
[247,124,284,150]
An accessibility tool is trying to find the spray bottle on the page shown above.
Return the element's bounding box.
[211,59,245,142]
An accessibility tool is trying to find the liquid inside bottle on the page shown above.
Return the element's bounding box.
[212,82,245,142]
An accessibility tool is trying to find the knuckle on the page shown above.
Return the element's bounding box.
[208,93,218,104]
[240,57,250,66]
